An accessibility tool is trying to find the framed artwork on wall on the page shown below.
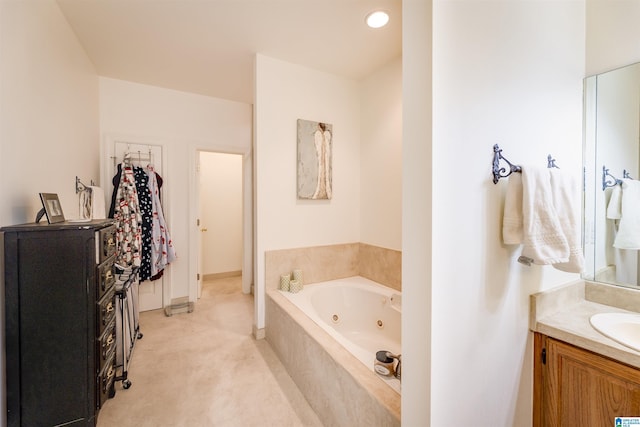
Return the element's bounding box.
[297,119,332,200]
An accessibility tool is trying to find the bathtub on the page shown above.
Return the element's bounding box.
[266,276,401,427]
[281,276,401,391]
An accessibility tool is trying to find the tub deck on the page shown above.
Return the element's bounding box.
[266,281,401,427]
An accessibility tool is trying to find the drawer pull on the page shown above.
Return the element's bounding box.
[102,366,115,392]
[104,302,114,315]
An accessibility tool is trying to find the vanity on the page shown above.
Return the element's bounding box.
[531,280,640,426]
[530,59,640,425]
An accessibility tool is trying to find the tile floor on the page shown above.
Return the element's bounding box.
[97,277,323,427]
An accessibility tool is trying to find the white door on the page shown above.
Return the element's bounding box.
[196,152,203,299]
[112,141,165,312]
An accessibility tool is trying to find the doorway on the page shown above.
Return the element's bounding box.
[198,152,243,295]
[191,149,253,302]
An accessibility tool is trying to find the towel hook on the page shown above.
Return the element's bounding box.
[547,155,560,169]
[492,144,522,184]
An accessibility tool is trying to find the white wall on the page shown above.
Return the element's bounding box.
[0,1,100,425]
[0,1,99,226]
[199,152,243,275]
[254,54,362,329]
[99,77,252,302]
[411,1,585,425]
[360,58,402,251]
[402,1,432,425]
[586,1,640,76]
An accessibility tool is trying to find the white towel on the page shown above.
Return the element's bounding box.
[502,172,523,244]
[606,184,622,220]
[614,179,640,249]
[518,165,570,266]
[607,182,637,283]
[89,186,107,219]
[549,168,584,273]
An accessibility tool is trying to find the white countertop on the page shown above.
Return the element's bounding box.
[531,280,640,369]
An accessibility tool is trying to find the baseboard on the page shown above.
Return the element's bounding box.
[203,270,242,281]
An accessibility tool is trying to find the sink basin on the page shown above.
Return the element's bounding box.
[590,312,640,352]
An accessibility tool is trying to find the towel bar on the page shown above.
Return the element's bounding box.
[492,144,521,184]
[75,176,96,194]
[602,165,625,191]
[492,145,560,184]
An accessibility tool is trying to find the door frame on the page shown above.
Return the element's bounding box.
[188,145,253,303]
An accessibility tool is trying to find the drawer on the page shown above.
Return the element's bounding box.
[98,226,116,264]
[98,320,116,371]
[97,287,115,336]
[97,351,115,408]
[97,256,116,299]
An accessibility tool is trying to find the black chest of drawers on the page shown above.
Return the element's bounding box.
[1,220,117,427]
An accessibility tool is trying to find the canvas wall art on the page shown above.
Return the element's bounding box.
[297,119,332,200]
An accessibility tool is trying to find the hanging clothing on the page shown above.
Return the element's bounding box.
[108,163,123,218]
[113,165,143,268]
[133,167,153,281]
[146,165,177,277]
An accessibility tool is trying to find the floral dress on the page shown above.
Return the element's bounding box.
[113,166,142,267]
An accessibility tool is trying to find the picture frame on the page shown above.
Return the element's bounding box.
[297,119,333,200]
[38,193,65,224]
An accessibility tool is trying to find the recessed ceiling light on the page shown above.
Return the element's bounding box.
[366,10,389,29]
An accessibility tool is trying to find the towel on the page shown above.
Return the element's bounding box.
[518,166,570,266]
[79,189,92,219]
[502,171,523,244]
[89,186,107,219]
[606,184,622,220]
[549,168,584,273]
[614,179,640,249]
[607,182,637,283]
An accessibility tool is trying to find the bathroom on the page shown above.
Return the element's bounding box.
[2,1,640,426]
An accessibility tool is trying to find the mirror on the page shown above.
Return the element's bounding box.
[583,62,640,288]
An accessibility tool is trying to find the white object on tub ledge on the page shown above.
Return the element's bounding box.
[280,275,401,393]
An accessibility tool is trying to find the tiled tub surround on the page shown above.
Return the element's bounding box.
[264,242,401,292]
[266,286,401,427]
[264,243,401,426]
[531,280,640,369]
[280,276,401,393]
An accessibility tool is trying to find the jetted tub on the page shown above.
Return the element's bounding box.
[281,276,401,391]
[265,276,401,427]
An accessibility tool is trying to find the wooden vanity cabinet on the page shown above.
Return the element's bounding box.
[534,333,640,426]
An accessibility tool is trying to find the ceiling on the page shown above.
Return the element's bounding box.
[57,0,402,105]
